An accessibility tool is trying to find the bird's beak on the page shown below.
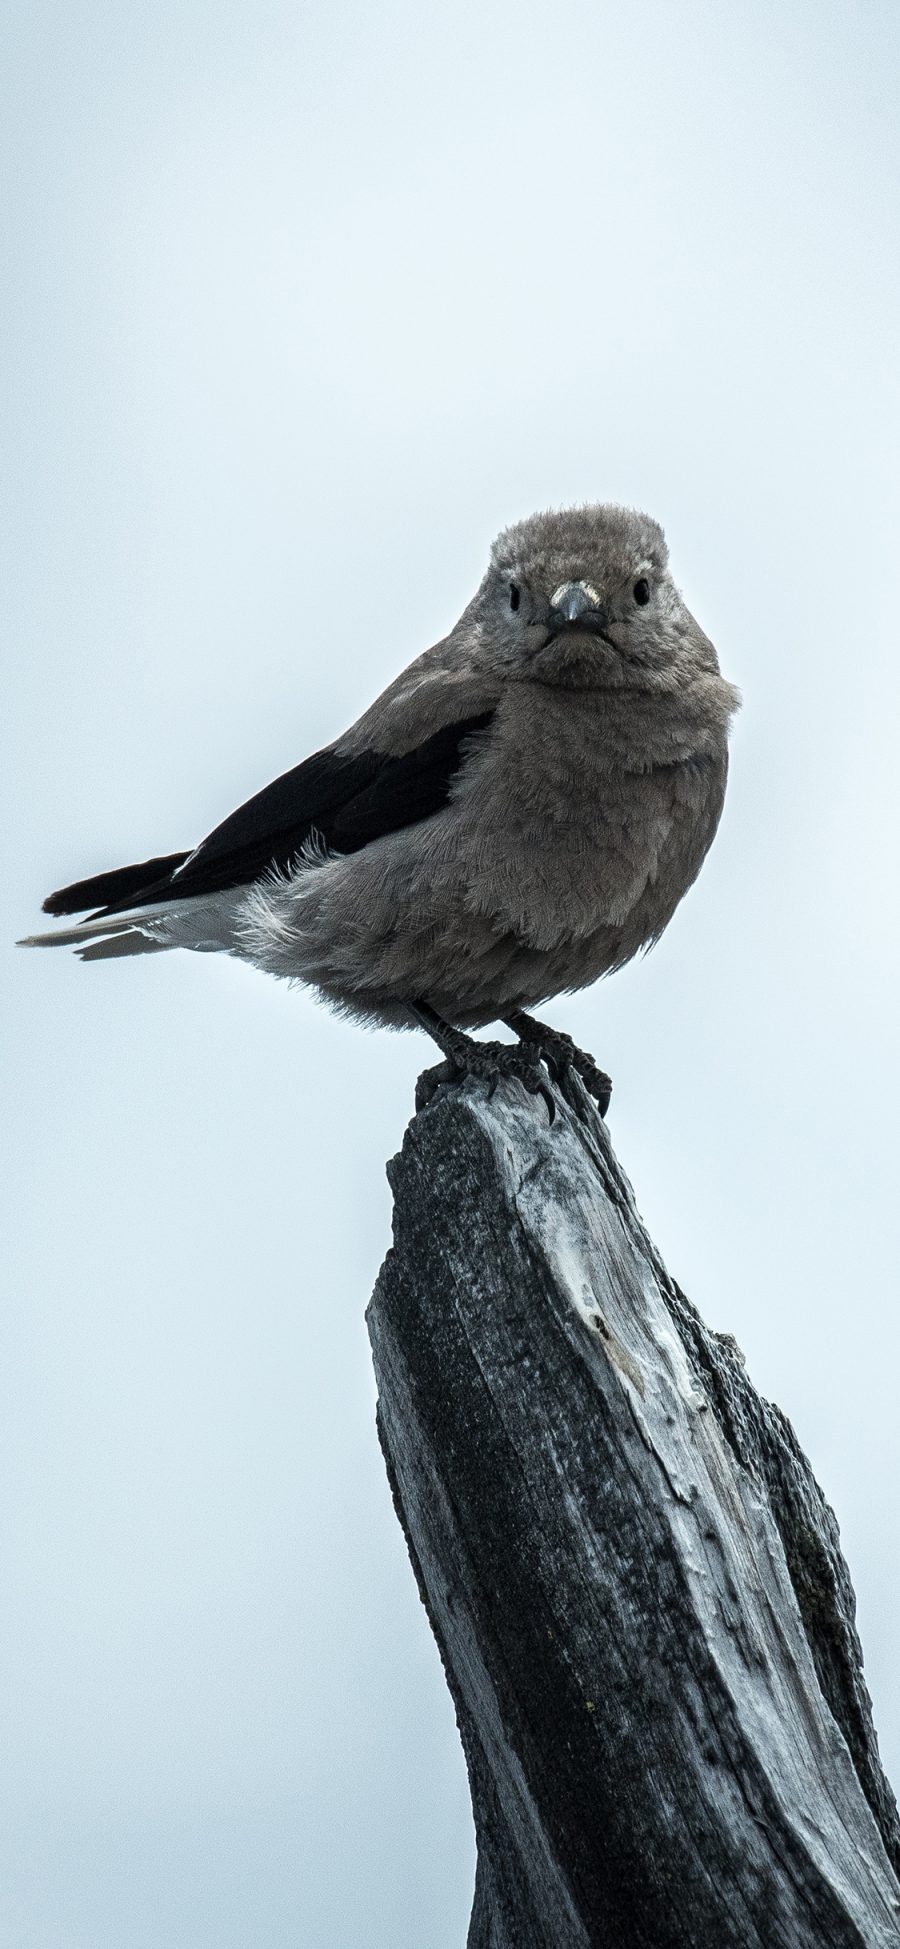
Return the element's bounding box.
[546,581,612,638]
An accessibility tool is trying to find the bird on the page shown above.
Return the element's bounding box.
[19,503,740,1116]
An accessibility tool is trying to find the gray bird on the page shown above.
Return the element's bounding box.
[20,504,740,1113]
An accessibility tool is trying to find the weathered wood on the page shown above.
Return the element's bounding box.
[367,1074,900,1949]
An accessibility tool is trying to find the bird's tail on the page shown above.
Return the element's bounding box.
[17,913,169,960]
[19,847,191,959]
[40,852,189,917]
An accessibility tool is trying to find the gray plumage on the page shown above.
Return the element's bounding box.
[20,504,739,1098]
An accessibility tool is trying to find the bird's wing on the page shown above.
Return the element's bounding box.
[52,709,496,919]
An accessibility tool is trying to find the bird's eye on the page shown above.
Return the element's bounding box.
[633,577,651,606]
[509,583,520,612]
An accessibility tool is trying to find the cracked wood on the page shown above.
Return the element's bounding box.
[368,1075,900,1949]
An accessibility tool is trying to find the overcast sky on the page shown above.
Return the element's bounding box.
[3,0,900,1942]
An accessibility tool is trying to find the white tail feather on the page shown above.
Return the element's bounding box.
[17,911,155,950]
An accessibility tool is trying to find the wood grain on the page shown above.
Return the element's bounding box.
[368,1073,900,1948]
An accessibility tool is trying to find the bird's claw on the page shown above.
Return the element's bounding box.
[568,1051,613,1118]
[474,1042,557,1123]
[514,1025,612,1119]
[415,1060,459,1112]
[414,1042,556,1122]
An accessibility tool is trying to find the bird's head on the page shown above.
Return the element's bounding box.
[471,504,722,694]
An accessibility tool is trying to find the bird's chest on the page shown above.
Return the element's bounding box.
[461,692,715,948]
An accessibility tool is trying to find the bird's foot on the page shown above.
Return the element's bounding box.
[413,1008,555,1120]
[503,1012,612,1118]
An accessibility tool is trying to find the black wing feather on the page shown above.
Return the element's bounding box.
[42,851,191,917]
[66,711,494,919]
[327,716,494,854]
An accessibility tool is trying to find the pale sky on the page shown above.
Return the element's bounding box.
[4,0,900,1942]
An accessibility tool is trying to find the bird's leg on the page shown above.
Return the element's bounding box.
[503,1009,612,1118]
[412,1002,554,1119]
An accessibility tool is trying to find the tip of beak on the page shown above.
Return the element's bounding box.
[550,580,606,625]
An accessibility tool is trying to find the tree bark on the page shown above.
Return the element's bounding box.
[367,1074,900,1949]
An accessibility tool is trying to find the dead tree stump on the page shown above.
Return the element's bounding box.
[367,1074,900,1948]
